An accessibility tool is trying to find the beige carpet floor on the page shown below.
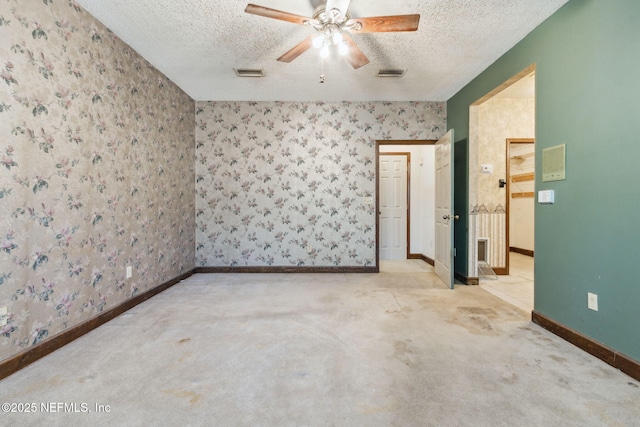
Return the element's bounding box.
[1,261,639,426]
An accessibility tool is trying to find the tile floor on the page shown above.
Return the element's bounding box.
[479,252,534,313]
[383,255,534,313]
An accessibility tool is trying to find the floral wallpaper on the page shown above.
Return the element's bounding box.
[196,101,446,267]
[477,97,535,206]
[0,0,195,362]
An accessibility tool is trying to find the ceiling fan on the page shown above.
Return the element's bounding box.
[245,0,420,69]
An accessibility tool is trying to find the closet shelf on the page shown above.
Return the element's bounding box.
[510,152,535,161]
[511,172,534,182]
[512,192,535,198]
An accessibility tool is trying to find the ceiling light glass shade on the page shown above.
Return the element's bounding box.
[312,35,324,49]
[332,31,343,45]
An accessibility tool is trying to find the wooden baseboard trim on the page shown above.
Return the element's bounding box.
[510,247,534,257]
[408,254,435,266]
[195,266,378,274]
[455,272,478,285]
[0,269,195,381]
[532,311,640,382]
[493,267,508,275]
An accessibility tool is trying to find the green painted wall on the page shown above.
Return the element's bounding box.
[448,0,640,361]
[453,139,469,280]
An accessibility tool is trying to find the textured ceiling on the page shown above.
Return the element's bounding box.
[76,0,568,102]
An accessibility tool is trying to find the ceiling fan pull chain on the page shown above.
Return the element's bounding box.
[319,57,325,83]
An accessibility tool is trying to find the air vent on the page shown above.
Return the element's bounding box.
[234,69,265,78]
[377,69,406,78]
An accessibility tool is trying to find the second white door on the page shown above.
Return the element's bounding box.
[380,154,408,260]
[435,130,454,288]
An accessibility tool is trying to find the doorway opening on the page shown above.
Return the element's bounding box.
[506,138,535,262]
[468,65,535,311]
[376,140,437,265]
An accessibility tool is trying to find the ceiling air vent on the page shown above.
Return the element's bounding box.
[234,68,265,78]
[377,69,406,78]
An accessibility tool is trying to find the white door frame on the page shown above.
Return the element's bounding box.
[376,140,439,270]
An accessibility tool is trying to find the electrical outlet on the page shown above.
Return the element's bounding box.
[588,292,598,311]
[126,266,132,279]
[306,245,313,253]
[0,307,7,327]
[363,196,373,205]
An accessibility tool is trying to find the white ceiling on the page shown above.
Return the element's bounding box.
[76,0,568,102]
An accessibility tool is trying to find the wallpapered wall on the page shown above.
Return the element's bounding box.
[477,97,535,207]
[0,0,195,362]
[195,101,446,267]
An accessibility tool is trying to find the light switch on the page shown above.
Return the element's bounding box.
[538,190,555,204]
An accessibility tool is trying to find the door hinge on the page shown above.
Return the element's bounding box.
[453,248,457,257]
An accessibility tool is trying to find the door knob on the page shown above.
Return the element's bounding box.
[443,215,450,220]
[453,214,460,220]
[443,214,460,220]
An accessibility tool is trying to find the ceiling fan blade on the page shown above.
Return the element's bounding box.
[346,14,420,33]
[245,4,312,25]
[277,36,314,63]
[325,0,351,18]
[341,33,369,69]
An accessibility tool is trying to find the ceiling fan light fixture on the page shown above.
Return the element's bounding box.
[332,30,343,44]
[245,3,420,69]
[234,68,266,78]
[312,35,325,49]
[329,8,343,21]
[377,69,406,78]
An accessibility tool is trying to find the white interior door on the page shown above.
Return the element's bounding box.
[435,130,454,288]
[379,154,408,260]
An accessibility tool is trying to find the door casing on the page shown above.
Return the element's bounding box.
[376,140,438,268]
